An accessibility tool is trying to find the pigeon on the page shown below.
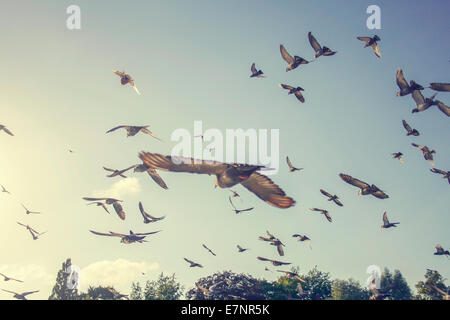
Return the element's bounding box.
[411,91,438,114]
[17,222,46,240]
[429,83,450,92]
[89,230,160,244]
[308,32,336,59]
[21,204,40,215]
[1,289,39,300]
[310,208,332,222]
[434,244,450,257]
[237,245,248,253]
[435,100,450,116]
[112,70,140,95]
[202,244,216,256]
[411,143,436,166]
[83,197,125,220]
[1,185,11,194]
[134,164,168,190]
[357,35,381,58]
[0,125,14,136]
[257,256,291,266]
[402,120,419,136]
[292,234,312,249]
[250,63,264,78]
[106,125,162,141]
[286,156,303,172]
[339,174,389,199]
[392,152,404,164]
[279,84,305,103]
[0,273,23,283]
[184,258,203,268]
[381,211,400,229]
[103,165,137,178]
[430,168,450,184]
[280,45,309,72]
[396,69,424,96]
[276,270,306,283]
[229,197,254,214]
[139,152,295,209]
[319,189,343,207]
[138,202,166,224]
[87,202,110,214]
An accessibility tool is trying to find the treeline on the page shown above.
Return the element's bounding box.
[48,258,448,300]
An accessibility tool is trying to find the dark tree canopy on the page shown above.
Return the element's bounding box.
[332,279,370,300]
[48,258,80,300]
[415,269,448,300]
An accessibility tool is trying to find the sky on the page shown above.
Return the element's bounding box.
[0,0,449,300]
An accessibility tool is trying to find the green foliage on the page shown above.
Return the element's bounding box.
[48,258,80,300]
[143,273,184,300]
[332,279,370,300]
[130,282,143,300]
[414,269,448,300]
[380,268,412,300]
[299,266,333,300]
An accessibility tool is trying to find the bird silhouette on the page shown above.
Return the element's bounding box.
[310,208,332,222]
[286,156,303,172]
[357,35,381,58]
[339,174,389,199]
[89,230,160,244]
[308,32,336,59]
[396,68,424,96]
[430,168,450,184]
[319,189,343,207]
[250,63,264,78]
[411,143,436,166]
[0,125,14,136]
[381,211,400,229]
[280,45,309,72]
[184,258,203,268]
[112,70,140,95]
[402,120,419,136]
[139,201,166,224]
[279,84,305,103]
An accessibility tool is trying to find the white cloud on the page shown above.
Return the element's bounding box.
[92,177,141,199]
[79,259,159,292]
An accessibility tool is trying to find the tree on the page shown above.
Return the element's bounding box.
[415,269,448,300]
[380,268,412,300]
[81,285,128,300]
[143,273,184,300]
[48,258,80,300]
[332,279,370,300]
[186,270,266,300]
[130,282,143,300]
[299,266,332,300]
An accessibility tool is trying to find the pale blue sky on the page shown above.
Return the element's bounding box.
[0,1,449,299]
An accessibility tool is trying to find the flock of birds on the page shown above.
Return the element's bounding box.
[1,29,449,300]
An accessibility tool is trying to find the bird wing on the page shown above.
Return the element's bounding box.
[371,43,381,58]
[17,222,28,228]
[106,126,126,134]
[103,167,115,172]
[430,168,446,175]
[22,291,39,296]
[280,45,294,64]
[240,172,295,209]
[430,83,450,92]
[320,189,332,197]
[113,202,126,220]
[411,143,422,150]
[357,36,371,43]
[90,230,121,237]
[308,32,322,52]
[251,63,257,73]
[277,244,284,256]
[286,156,294,169]
[279,83,294,91]
[2,289,18,295]
[402,120,412,132]
[412,90,425,106]
[2,127,14,136]
[372,190,389,199]
[139,152,228,175]
[334,198,343,207]
[228,196,237,210]
[134,231,161,236]
[140,128,163,141]
[382,211,389,225]
[257,256,270,262]
[83,197,115,202]
[294,91,305,103]
[112,70,125,77]
[184,258,194,264]
[396,69,409,92]
[138,201,151,219]
[146,168,169,189]
[436,101,450,117]
[132,85,141,95]
[339,174,370,189]
[324,211,332,222]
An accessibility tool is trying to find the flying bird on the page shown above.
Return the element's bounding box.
[184,258,203,268]
[202,244,216,256]
[310,208,332,222]
[0,125,14,136]
[411,91,439,114]
[429,82,450,92]
[250,63,264,78]
[89,230,160,244]
[292,234,312,249]
[279,84,305,103]
[112,70,140,95]
[83,197,125,220]
[134,164,168,190]
[237,245,248,253]
[257,256,291,266]
[229,197,254,214]
[319,189,343,207]
[381,211,400,229]
[402,120,419,136]
[1,289,39,300]
[87,202,110,214]
[230,190,240,198]
[0,273,23,283]
[430,168,450,184]
[139,152,295,209]
[411,143,436,166]
[103,165,137,178]
[357,35,381,58]
[17,222,46,240]
[392,152,404,164]
[339,174,389,199]
[434,244,450,257]
[434,100,450,117]
[1,185,10,194]
[396,68,424,96]
[279,45,309,72]
[21,204,40,215]
[308,32,336,59]
[106,125,162,141]
[286,156,303,172]
[139,202,166,224]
